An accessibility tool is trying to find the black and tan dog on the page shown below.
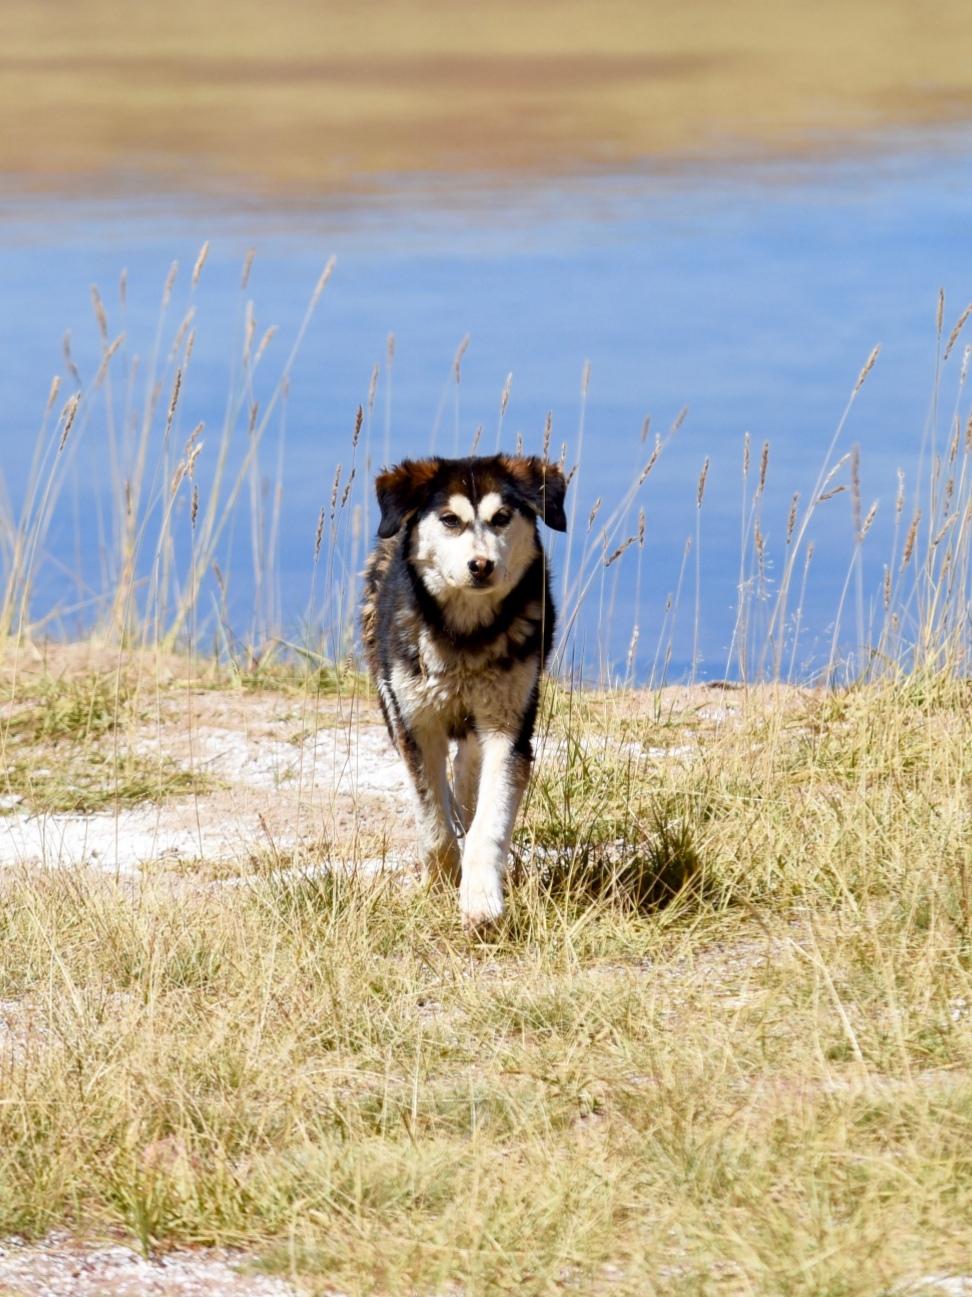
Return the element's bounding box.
[361,454,567,927]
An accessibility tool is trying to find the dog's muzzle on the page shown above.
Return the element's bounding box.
[467,558,495,587]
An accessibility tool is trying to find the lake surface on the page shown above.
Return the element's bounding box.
[2,136,972,680]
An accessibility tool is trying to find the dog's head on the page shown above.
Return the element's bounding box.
[374,454,567,598]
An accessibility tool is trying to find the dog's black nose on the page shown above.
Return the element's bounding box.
[468,558,495,578]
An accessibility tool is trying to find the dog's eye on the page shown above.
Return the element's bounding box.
[440,512,462,531]
[490,510,513,529]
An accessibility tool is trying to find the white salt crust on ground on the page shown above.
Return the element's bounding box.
[0,708,411,873]
[0,1236,305,1296]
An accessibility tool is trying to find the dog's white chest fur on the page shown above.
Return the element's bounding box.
[391,629,539,736]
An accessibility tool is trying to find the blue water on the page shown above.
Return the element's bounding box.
[2,137,972,678]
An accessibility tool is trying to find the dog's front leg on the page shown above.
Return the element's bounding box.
[453,734,482,832]
[459,732,530,928]
[401,727,461,887]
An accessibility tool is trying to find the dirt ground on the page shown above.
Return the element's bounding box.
[0,1235,304,1297]
[0,645,414,881]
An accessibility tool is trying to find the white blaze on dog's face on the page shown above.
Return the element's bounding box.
[411,489,539,602]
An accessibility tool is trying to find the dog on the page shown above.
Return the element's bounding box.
[360,453,567,928]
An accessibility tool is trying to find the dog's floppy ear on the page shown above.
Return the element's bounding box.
[374,458,442,538]
[501,456,568,532]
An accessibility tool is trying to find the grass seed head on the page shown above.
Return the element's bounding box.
[169,307,195,365]
[787,492,799,543]
[191,241,210,290]
[62,330,81,387]
[542,410,551,460]
[90,284,108,340]
[314,507,325,562]
[853,344,880,394]
[697,457,709,508]
[932,516,955,548]
[453,333,471,383]
[626,624,639,672]
[368,362,379,415]
[241,247,255,289]
[605,535,636,567]
[860,500,878,540]
[944,302,972,361]
[58,393,81,452]
[639,439,662,486]
[162,260,178,310]
[311,256,337,308]
[254,325,277,368]
[902,510,921,569]
[500,373,512,419]
[949,420,960,465]
[243,302,255,366]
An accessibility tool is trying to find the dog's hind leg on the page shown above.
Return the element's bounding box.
[400,727,462,888]
[453,733,482,832]
[459,732,531,929]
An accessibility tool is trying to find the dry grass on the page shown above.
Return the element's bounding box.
[2,664,972,1294]
[3,0,972,194]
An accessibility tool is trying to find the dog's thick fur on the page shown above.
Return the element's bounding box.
[361,453,567,927]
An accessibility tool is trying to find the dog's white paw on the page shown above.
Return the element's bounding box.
[460,871,505,931]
